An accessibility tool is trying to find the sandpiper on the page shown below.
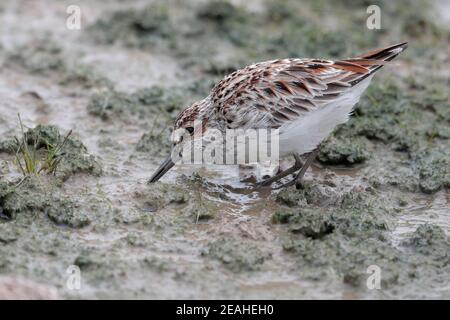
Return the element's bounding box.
[149,42,408,188]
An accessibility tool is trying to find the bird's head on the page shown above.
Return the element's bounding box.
[149,99,210,183]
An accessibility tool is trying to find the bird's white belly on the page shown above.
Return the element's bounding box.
[278,77,372,156]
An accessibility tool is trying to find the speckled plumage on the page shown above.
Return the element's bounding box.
[176,42,406,132]
[151,42,408,183]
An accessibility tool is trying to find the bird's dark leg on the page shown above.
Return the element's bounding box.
[256,153,303,187]
[273,148,319,189]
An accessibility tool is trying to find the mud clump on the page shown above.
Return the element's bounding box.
[136,183,189,212]
[74,250,103,271]
[282,209,335,240]
[133,182,218,226]
[416,150,450,194]
[188,201,217,222]
[205,237,270,272]
[0,178,90,228]
[275,188,448,290]
[0,223,19,244]
[276,190,389,238]
[127,183,192,228]
[0,139,16,154]
[328,79,450,195]
[339,82,413,147]
[73,248,129,283]
[0,178,50,219]
[45,197,90,228]
[318,136,368,165]
[276,181,340,207]
[1,125,102,181]
[370,148,450,194]
[37,126,102,181]
[402,224,449,257]
[141,256,171,273]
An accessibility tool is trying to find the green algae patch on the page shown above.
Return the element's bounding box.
[0,183,10,220]
[403,224,449,250]
[332,81,415,150]
[276,189,390,238]
[141,256,172,273]
[32,126,102,181]
[323,78,450,195]
[136,182,189,212]
[8,40,65,73]
[0,139,16,154]
[318,136,368,165]
[0,178,89,228]
[274,185,448,289]
[1,124,102,181]
[188,202,216,223]
[45,197,90,228]
[59,63,113,89]
[205,237,271,272]
[127,182,199,232]
[124,232,148,247]
[135,130,171,155]
[276,181,340,207]
[0,223,19,244]
[197,0,239,23]
[88,86,188,121]
[416,150,450,194]
[7,40,111,89]
[368,147,450,194]
[0,178,50,219]
[88,4,172,48]
[72,248,129,283]
[132,181,219,228]
[285,209,335,240]
[88,89,138,121]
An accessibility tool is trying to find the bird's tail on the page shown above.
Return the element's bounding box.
[355,42,409,62]
[333,42,408,86]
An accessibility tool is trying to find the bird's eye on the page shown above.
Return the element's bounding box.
[186,127,194,134]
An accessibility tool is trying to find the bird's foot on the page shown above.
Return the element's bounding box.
[255,149,318,190]
[255,153,303,188]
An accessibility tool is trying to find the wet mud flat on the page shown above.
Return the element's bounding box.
[0,0,449,299]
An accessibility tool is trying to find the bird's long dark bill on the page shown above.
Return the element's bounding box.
[149,155,175,183]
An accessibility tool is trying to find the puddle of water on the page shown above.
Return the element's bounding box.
[392,191,450,245]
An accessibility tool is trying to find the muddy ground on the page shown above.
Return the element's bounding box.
[0,0,449,299]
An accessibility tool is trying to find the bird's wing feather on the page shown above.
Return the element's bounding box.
[211,42,407,130]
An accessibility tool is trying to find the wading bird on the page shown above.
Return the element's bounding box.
[149,42,408,188]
